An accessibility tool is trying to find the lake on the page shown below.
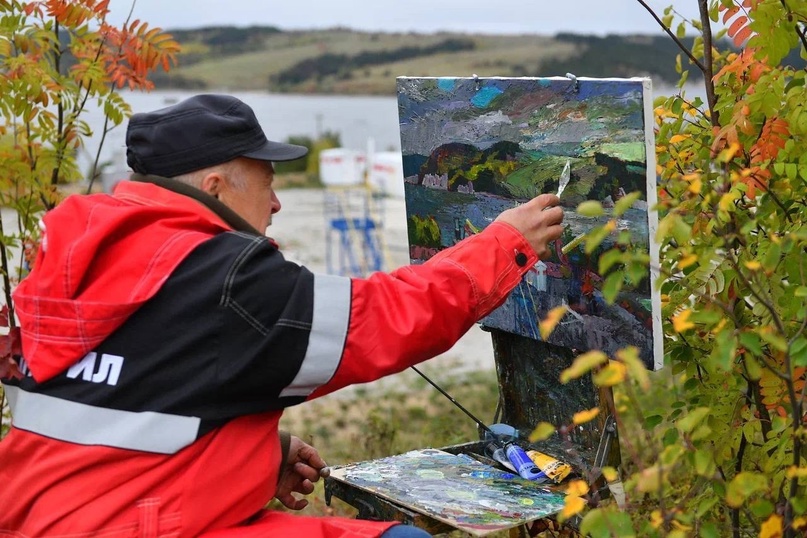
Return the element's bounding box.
[79,82,707,181]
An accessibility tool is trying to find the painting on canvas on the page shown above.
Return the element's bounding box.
[397,76,661,369]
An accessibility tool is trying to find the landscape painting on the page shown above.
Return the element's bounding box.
[330,449,566,535]
[397,76,661,369]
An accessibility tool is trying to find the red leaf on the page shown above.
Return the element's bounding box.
[0,356,23,380]
[723,6,740,24]
[0,305,8,328]
[733,25,754,47]
[728,15,749,38]
[0,327,22,380]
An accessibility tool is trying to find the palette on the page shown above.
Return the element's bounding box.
[329,448,566,536]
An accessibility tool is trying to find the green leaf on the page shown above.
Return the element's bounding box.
[613,191,642,217]
[762,242,781,272]
[726,472,769,508]
[759,330,788,352]
[795,287,807,298]
[739,331,764,356]
[694,448,715,476]
[710,330,737,372]
[584,224,613,255]
[700,522,720,538]
[602,271,623,303]
[580,509,636,538]
[791,337,807,367]
[645,414,663,428]
[745,353,762,381]
[577,200,604,217]
[697,495,719,518]
[749,499,775,519]
[598,249,623,275]
[677,407,710,433]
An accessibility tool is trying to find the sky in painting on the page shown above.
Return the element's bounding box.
[108,0,718,36]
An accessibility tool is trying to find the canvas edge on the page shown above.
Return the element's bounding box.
[641,78,664,372]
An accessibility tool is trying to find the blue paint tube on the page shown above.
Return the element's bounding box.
[505,443,548,482]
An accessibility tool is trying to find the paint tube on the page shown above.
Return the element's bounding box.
[526,450,573,484]
[486,443,517,473]
[505,443,548,482]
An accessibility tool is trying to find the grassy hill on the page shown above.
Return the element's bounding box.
[151,26,699,95]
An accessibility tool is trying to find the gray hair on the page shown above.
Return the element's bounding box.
[172,160,248,191]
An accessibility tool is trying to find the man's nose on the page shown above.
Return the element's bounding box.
[271,191,282,214]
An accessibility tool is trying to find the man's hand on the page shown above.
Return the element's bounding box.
[495,193,564,259]
[275,436,328,510]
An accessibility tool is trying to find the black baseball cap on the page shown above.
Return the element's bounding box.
[125,94,308,178]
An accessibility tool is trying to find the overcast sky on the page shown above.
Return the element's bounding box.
[107,0,713,36]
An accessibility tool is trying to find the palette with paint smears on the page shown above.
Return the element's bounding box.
[329,448,566,536]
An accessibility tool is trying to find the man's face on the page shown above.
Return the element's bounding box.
[218,158,281,233]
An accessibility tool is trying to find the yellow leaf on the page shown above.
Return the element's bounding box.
[559,495,586,522]
[744,260,761,271]
[679,253,698,269]
[670,134,688,144]
[650,510,663,529]
[616,346,650,390]
[539,305,568,341]
[566,479,590,496]
[602,466,619,483]
[688,177,702,194]
[560,351,608,383]
[785,466,807,479]
[719,191,739,212]
[592,361,627,387]
[760,514,783,538]
[528,422,556,443]
[672,309,695,333]
[718,142,742,163]
[726,472,768,508]
[794,517,807,530]
[573,407,600,425]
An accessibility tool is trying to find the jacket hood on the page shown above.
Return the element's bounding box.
[12,179,242,382]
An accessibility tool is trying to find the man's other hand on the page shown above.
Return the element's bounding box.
[275,436,327,510]
[495,193,564,259]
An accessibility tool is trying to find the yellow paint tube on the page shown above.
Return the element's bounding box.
[526,450,572,484]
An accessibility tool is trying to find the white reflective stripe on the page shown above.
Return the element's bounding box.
[280,273,351,397]
[4,385,200,454]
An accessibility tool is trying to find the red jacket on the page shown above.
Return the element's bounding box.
[0,178,538,537]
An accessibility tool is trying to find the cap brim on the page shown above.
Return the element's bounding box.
[243,140,309,162]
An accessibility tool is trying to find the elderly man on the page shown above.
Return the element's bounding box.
[0,94,563,537]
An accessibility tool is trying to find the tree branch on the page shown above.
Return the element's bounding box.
[698,0,719,125]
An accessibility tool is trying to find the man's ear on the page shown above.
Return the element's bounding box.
[200,172,222,198]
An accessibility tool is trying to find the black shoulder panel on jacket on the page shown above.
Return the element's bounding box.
[12,232,313,439]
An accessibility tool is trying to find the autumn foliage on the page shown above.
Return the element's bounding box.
[535,1,807,536]
[0,0,178,434]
